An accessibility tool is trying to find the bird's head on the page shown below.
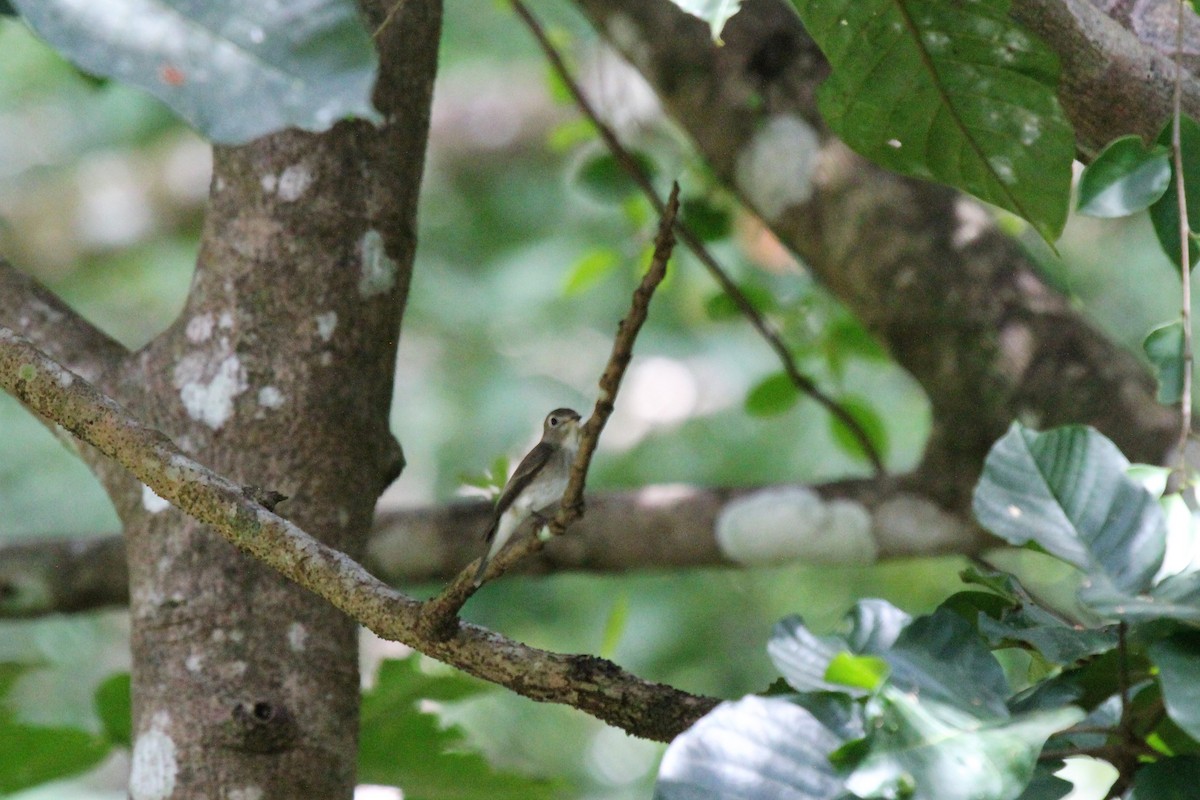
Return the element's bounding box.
[542,407,582,447]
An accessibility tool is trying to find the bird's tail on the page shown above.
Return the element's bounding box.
[472,517,500,586]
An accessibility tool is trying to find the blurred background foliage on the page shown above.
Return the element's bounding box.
[0,0,1190,797]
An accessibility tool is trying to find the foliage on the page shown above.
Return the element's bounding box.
[654,424,1200,798]
[8,0,379,143]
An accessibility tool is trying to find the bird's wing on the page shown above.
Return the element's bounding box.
[482,441,554,541]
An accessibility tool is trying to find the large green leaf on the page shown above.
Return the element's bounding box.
[94,672,132,749]
[655,695,846,800]
[10,0,379,144]
[1149,115,1200,269]
[846,690,1082,800]
[973,424,1166,594]
[1145,321,1187,404]
[359,657,562,799]
[791,0,1074,241]
[886,609,1010,719]
[978,604,1117,666]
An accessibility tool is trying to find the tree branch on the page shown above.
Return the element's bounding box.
[0,258,127,382]
[421,183,681,630]
[512,0,885,474]
[1011,0,1200,156]
[570,0,1178,505]
[0,326,715,740]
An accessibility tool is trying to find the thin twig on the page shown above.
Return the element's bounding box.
[1175,0,1194,471]
[421,184,682,630]
[0,326,718,740]
[509,0,885,475]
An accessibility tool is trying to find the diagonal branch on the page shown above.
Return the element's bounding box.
[0,259,127,382]
[510,0,885,474]
[421,184,681,629]
[0,326,716,741]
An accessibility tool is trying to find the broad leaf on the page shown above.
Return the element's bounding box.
[10,0,380,144]
[1150,633,1200,742]
[973,424,1166,594]
[769,601,911,694]
[1080,568,1200,625]
[846,690,1082,800]
[886,609,1010,719]
[791,0,1074,241]
[1076,136,1171,217]
[655,696,845,800]
[1130,755,1200,799]
[978,605,1117,666]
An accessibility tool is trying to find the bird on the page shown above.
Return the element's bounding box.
[473,407,582,586]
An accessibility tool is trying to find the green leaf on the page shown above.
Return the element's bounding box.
[886,609,1010,719]
[825,652,888,691]
[1151,633,1200,741]
[745,371,800,416]
[791,0,1074,241]
[768,615,851,694]
[573,150,654,204]
[828,395,889,463]
[978,605,1117,666]
[563,248,619,296]
[1080,570,1200,625]
[846,690,1083,800]
[655,696,846,799]
[661,0,745,42]
[1130,755,1200,799]
[94,672,132,748]
[1077,136,1171,217]
[1145,320,1187,404]
[547,118,597,152]
[10,0,380,144]
[703,284,776,321]
[680,197,732,241]
[0,662,110,794]
[973,424,1167,594]
[359,656,563,798]
[1014,765,1073,800]
[1149,116,1200,269]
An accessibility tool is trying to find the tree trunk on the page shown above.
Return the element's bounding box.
[80,2,443,796]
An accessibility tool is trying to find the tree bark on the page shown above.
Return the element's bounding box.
[42,1,443,796]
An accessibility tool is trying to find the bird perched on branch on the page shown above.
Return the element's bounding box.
[474,407,582,586]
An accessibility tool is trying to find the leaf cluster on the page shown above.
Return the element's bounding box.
[656,424,1200,798]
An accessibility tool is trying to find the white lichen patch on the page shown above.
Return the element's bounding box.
[873,494,963,555]
[185,313,215,343]
[288,622,307,652]
[260,173,278,194]
[185,653,203,672]
[735,115,820,221]
[315,311,338,342]
[714,487,876,566]
[359,229,397,298]
[129,712,177,800]
[258,386,285,409]
[277,163,313,202]
[174,352,248,430]
[141,484,171,514]
[229,787,264,800]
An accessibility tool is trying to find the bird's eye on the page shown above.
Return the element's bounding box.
[549,416,559,427]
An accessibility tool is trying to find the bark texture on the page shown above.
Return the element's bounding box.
[8,1,440,796]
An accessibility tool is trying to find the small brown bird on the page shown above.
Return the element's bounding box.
[474,408,582,585]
